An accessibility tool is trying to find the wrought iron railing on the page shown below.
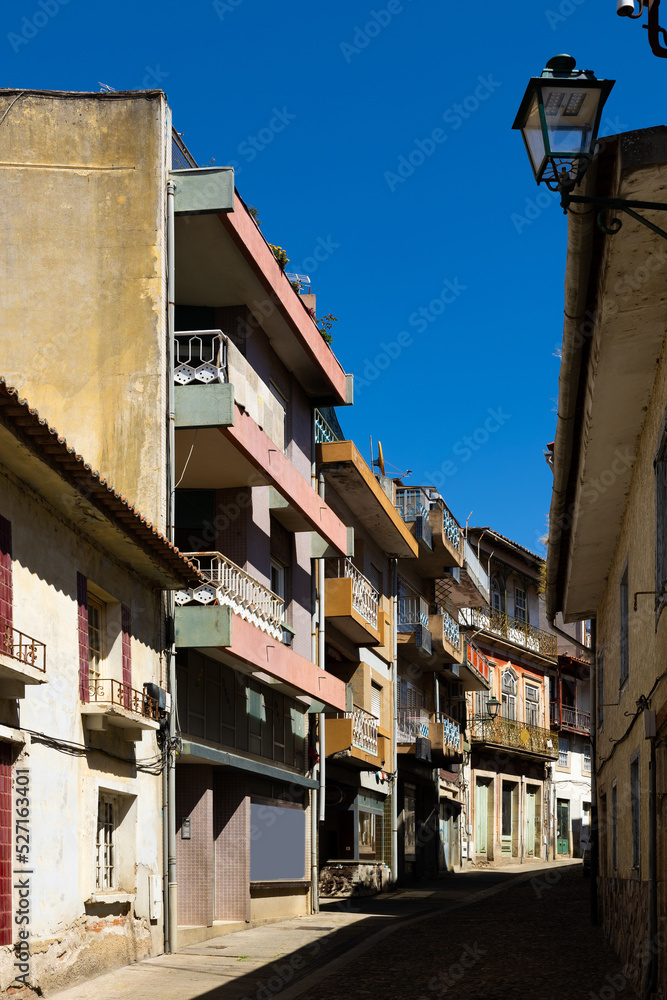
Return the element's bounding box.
[469,716,558,758]
[328,558,379,627]
[398,595,429,631]
[561,706,591,732]
[397,706,430,742]
[174,330,227,385]
[176,552,285,641]
[459,606,557,658]
[0,619,46,673]
[86,678,159,721]
[315,409,338,444]
[347,706,378,755]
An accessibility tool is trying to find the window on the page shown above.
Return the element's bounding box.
[270,559,286,604]
[399,678,425,709]
[96,794,116,890]
[525,683,540,727]
[597,646,604,729]
[612,783,618,870]
[631,754,640,869]
[359,812,376,857]
[502,668,517,720]
[558,736,569,767]
[371,682,382,725]
[620,563,629,688]
[491,577,503,612]
[87,594,105,696]
[515,586,527,623]
[583,742,592,772]
[269,380,289,453]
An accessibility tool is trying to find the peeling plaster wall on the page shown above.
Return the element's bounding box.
[0,90,169,531]
[0,463,164,994]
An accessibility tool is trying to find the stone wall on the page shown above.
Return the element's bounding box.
[600,875,648,994]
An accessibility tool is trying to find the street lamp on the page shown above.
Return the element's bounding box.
[486,695,501,720]
[513,55,667,240]
[513,54,614,191]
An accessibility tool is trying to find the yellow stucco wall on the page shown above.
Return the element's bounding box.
[0,90,169,528]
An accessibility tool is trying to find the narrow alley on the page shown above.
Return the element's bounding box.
[48,862,637,1000]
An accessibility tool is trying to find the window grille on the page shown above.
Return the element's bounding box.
[96,795,116,890]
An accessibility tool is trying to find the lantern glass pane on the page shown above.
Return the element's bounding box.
[539,83,603,158]
[521,92,546,179]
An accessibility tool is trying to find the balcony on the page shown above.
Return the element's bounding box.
[315,409,339,445]
[396,708,461,765]
[175,551,286,641]
[395,489,463,576]
[325,558,382,646]
[397,596,432,662]
[81,678,159,740]
[325,706,389,769]
[0,620,47,696]
[460,637,492,692]
[174,333,349,556]
[447,540,490,607]
[459,607,557,661]
[174,552,346,712]
[396,707,432,762]
[428,605,463,666]
[550,701,591,734]
[470,716,558,760]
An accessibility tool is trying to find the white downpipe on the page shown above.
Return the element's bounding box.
[166,179,178,954]
[318,472,326,824]
[391,558,398,884]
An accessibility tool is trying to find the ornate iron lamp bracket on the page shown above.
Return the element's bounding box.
[646,0,667,58]
[560,186,667,241]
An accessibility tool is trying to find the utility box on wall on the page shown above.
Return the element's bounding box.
[149,875,162,922]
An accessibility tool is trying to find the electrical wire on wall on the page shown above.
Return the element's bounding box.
[17,726,169,776]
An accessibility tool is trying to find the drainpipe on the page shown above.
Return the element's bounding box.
[391,557,398,884]
[166,178,178,955]
[310,519,319,914]
[318,472,326,825]
[644,734,657,1000]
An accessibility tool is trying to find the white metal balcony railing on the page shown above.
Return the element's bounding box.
[175,552,285,642]
[437,712,462,749]
[459,606,557,658]
[462,539,490,599]
[396,706,430,742]
[329,558,379,628]
[394,487,433,548]
[398,595,430,631]
[551,702,591,732]
[347,705,378,755]
[440,502,460,546]
[174,330,227,385]
[433,605,461,649]
[315,408,338,444]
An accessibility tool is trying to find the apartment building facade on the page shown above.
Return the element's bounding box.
[0,381,198,993]
[462,529,558,864]
[0,89,353,942]
[545,127,667,996]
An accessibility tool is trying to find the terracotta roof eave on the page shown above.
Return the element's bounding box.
[0,379,203,588]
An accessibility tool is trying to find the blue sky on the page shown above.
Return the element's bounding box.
[4,0,664,553]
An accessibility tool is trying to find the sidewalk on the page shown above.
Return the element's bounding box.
[47,861,634,1000]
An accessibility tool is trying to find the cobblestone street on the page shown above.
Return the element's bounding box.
[49,863,640,1000]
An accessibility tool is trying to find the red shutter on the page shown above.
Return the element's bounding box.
[0,517,12,657]
[0,744,11,946]
[121,604,131,708]
[77,573,89,703]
